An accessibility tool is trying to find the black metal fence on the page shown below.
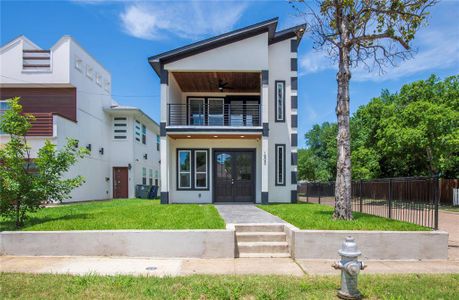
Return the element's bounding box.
[298,177,440,229]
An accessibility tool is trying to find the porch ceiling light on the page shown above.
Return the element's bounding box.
[213,135,218,138]
[240,135,245,138]
[187,135,191,138]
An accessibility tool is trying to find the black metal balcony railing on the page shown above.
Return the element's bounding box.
[168,104,261,127]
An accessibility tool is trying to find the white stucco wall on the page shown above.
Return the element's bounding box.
[168,138,262,204]
[267,38,297,202]
[164,33,269,72]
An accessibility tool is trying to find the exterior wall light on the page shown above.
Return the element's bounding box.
[144,154,148,160]
[99,147,104,155]
[86,144,92,151]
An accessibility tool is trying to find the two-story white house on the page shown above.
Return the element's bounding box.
[149,18,304,204]
[0,35,160,202]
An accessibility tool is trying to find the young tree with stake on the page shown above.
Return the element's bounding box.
[291,0,437,219]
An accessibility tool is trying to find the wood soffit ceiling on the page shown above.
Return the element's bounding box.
[172,72,261,93]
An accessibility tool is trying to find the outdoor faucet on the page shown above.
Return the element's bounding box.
[332,236,366,300]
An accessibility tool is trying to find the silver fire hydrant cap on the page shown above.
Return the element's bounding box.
[338,236,361,257]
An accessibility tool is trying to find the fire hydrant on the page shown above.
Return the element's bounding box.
[332,236,366,300]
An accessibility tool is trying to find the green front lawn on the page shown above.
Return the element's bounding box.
[0,199,225,231]
[1,273,458,299]
[441,206,459,213]
[258,203,429,231]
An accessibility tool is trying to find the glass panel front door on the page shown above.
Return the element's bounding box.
[214,150,254,202]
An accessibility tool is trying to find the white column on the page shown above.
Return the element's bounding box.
[261,70,269,204]
[160,68,170,204]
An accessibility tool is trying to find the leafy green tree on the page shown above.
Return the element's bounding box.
[0,97,88,228]
[292,0,437,219]
[299,75,459,182]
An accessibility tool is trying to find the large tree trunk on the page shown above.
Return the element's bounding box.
[334,9,353,220]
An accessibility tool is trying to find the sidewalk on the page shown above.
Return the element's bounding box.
[1,256,458,277]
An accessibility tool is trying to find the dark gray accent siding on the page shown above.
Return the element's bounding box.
[291,152,298,166]
[291,77,298,91]
[262,192,269,204]
[160,122,166,137]
[262,70,269,85]
[160,192,169,204]
[291,190,298,203]
[263,123,269,137]
[290,39,298,52]
[291,133,297,147]
[291,114,298,128]
[291,58,297,71]
[291,95,297,109]
[160,68,168,85]
[291,171,297,184]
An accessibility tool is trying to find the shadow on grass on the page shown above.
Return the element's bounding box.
[0,213,89,231]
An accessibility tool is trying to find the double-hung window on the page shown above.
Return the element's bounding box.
[178,150,192,189]
[177,149,208,190]
[194,150,208,189]
[275,144,286,186]
[142,167,147,185]
[275,81,285,122]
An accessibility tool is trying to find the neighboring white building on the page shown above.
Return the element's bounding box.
[149,18,304,204]
[0,35,160,202]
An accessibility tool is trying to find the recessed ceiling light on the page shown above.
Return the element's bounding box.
[240,135,245,138]
[187,135,191,138]
[213,135,218,138]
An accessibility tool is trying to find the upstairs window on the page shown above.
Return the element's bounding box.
[142,124,146,144]
[275,81,285,122]
[156,135,160,151]
[134,120,141,142]
[113,117,127,140]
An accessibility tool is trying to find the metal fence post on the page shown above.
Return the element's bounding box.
[306,183,309,203]
[318,183,321,204]
[388,179,393,219]
[359,180,363,213]
[434,176,439,230]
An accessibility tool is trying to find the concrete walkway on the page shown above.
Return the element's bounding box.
[2,256,458,277]
[438,210,459,260]
[215,204,286,224]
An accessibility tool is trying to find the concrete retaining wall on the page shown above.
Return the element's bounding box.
[0,230,235,258]
[290,229,449,260]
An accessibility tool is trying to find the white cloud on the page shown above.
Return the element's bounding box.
[299,28,459,82]
[120,1,248,41]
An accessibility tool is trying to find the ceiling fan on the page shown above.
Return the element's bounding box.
[217,79,234,92]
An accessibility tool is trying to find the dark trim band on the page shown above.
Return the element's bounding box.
[291,171,297,184]
[291,133,298,147]
[160,122,166,137]
[290,39,298,52]
[262,70,269,85]
[291,58,297,71]
[291,190,298,203]
[291,95,297,109]
[291,152,298,166]
[291,77,298,91]
[263,123,269,137]
[160,192,169,204]
[291,114,297,128]
[160,68,168,85]
[261,192,269,205]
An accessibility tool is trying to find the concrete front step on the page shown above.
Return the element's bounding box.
[235,224,284,232]
[236,232,287,242]
[238,252,291,258]
[237,241,289,253]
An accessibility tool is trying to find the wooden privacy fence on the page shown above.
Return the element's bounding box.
[298,177,448,229]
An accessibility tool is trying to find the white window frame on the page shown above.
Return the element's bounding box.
[275,144,286,186]
[194,150,208,189]
[178,150,192,189]
[275,81,285,122]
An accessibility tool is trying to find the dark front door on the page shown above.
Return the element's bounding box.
[113,167,128,198]
[214,150,255,202]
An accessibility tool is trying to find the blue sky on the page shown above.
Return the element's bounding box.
[1,0,458,148]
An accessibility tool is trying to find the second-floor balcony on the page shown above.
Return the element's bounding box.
[168,103,261,127]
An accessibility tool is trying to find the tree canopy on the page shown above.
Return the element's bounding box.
[299,75,459,181]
